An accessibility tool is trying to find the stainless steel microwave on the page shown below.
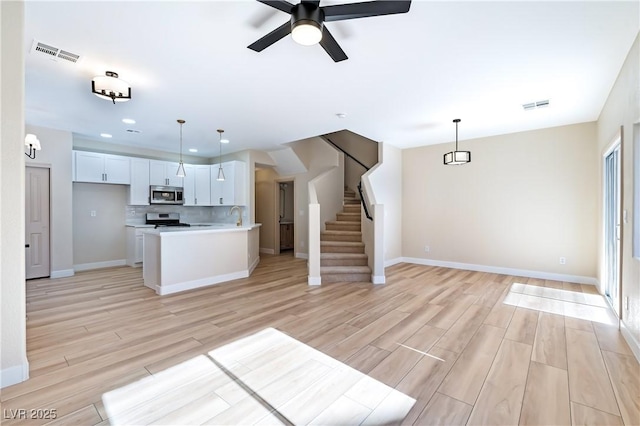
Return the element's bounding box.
[149,185,184,205]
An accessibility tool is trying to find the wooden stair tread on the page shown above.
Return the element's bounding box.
[321,253,367,259]
[321,266,371,274]
[321,230,361,235]
[321,241,364,246]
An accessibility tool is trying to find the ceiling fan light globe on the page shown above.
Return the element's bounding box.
[292,21,322,45]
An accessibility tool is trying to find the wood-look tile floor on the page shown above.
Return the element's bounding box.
[2,254,639,425]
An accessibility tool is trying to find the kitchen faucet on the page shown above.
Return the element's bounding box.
[229,205,242,227]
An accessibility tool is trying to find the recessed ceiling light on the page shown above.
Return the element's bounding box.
[100,133,112,138]
[122,118,136,124]
[220,139,230,144]
[188,148,198,153]
[336,113,347,119]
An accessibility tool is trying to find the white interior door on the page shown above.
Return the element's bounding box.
[604,144,621,315]
[26,166,50,279]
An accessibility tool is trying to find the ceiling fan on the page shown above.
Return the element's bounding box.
[248,0,412,62]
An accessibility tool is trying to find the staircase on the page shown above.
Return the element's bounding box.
[320,188,371,283]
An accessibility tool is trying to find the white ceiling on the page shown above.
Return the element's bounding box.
[24,1,639,158]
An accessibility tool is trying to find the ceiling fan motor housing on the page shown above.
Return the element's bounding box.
[291,2,324,35]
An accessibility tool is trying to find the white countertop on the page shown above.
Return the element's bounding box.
[143,223,261,234]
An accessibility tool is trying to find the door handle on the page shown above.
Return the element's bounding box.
[25,244,30,248]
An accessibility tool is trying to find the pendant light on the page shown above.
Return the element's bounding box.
[176,119,186,177]
[216,129,226,181]
[443,118,471,165]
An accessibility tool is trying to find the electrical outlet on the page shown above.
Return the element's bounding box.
[424,245,430,253]
[559,257,566,265]
[90,210,97,217]
[624,296,629,311]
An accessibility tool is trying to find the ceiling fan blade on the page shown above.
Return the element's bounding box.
[248,21,292,52]
[323,1,411,22]
[256,0,295,14]
[319,28,348,62]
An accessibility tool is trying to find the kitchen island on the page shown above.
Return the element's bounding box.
[143,224,261,295]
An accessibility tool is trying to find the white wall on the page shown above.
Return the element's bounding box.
[73,183,127,268]
[1,0,28,388]
[402,122,598,282]
[26,125,74,277]
[596,33,640,358]
[368,143,403,264]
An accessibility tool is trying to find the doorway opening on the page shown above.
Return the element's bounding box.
[276,180,294,255]
[603,138,621,316]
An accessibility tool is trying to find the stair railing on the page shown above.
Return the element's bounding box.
[321,136,373,221]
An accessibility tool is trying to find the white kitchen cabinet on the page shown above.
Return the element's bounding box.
[128,158,150,205]
[150,160,183,187]
[185,164,212,206]
[74,151,131,184]
[211,160,246,206]
[126,227,147,267]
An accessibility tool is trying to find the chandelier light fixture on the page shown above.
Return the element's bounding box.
[216,129,226,181]
[443,118,471,165]
[91,71,131,104]
[24,133,41,159]
[176,119,186,177]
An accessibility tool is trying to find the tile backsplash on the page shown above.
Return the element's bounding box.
[125,205,246,225]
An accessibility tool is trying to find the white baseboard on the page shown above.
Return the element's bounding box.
[1,358,29,389]
[158,270,249,295]
[372,275,386,285]
[384,257,403,268]
[620,320,640,364]
[74,259,126,272]
[401,257,598,285]
[249,257,260,274]
[296,252,309,260]
[50,269,74,279]
[259,248,275,255]
[308,276,321,286]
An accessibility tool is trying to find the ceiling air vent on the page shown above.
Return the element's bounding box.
[30,40,81,64]
[522,99,549,111]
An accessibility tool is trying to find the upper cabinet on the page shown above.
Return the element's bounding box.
[184,164,212,206]
[73,151,130,184]
[128,158,150,205]
[149,160,183,187]
[211,161,246,206]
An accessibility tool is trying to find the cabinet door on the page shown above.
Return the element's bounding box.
[182,164,196,206]
[232,161,246,205]
[135,234,144,263]
[149,160,168,185]
[220,162,235,205]
[104,154,130,184]
[129,158,150,205]
[166,162,184,187]
[74,151,105,183]
[211,163,223,205]
[194,165,211,205]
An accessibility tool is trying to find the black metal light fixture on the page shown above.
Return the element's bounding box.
[91,71,131,104]
[25,134,41,159]
[216,129,226,181]
[443,119,471,165]
[176,119,186,177]
[291,2,324,45]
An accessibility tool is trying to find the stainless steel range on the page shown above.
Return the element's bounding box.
[145,213,190,228]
